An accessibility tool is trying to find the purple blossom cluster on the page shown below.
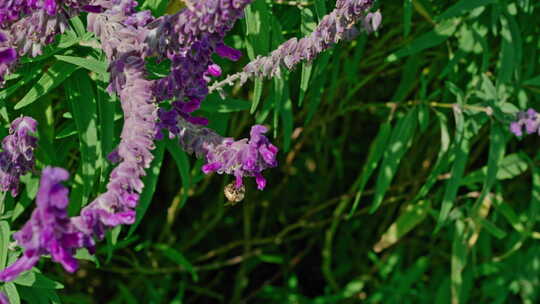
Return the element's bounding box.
[0,0,381,283]
[174,118,278,190]
[0,0,95,81]
[510,108,539,137]
[0,116,37,196]
[73,54,157,235]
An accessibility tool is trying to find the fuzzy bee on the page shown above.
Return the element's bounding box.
[224,183,245,205]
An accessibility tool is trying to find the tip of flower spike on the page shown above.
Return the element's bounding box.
[11,116,38,135]
[207,64,222,77]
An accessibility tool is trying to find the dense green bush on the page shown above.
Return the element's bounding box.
[1,0,539,303]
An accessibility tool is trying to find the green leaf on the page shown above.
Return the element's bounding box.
[480,74,498,102]
[244,0,270,59]
[55,55,109,77]
[0,64,44,116]
[250,80,264,114]
[74,248,99,267]
[304,51,332,124]
[15,61,78,109]
[18,286,61,304]
[451,219,469,304]
[4,282,20,304]
[200,94,251,113]
[14,271,64,289]
[298,7,317,106]
[391,55,421,101]
[298,63,312,107]
[279,80,294,152]
[141,0,169,15]
[65,70,99,213]
[127,142,165,236]
[414,111,451,201]
[523,75,540,86]
[478,218,507,239]
[55,122,77,139]
[96,76,117,188]
[446,81,466,105]
[349,121,392,217]
[437,107,469,228]
[462,153,528,184]
[403,0,413,37]
[118,283,138,304]
[387,19,459,62]
[312,0,327,20]
[69,16,86,37]
[0,221,9,269]
[472,123,506,207]
[436,0,496,20]
[156,244,198,281]
[245,0,270,114]
[497,14,520,84]
[371,109,418,213]
[165,138,191,210]
[373,200,430,252]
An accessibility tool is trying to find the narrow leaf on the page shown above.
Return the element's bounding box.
[15,61,78,109]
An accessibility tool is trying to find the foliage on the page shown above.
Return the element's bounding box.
[0,0,539,303]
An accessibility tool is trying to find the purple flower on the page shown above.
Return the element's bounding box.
[0,116,38,196]
[203,125,278,190]
[174,118,278,190]
[510,108,539,137]
[0,167,88,282]
[0,48,16,64]
[215,43,242,61]
[0,0,287,283]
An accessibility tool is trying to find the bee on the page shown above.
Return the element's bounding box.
[224,183,245,205]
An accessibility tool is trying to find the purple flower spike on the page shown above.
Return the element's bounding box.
[0,167,87,282]
[510,108,539,137]
[71,54,158,246]
[210,0,378,92]
[0,116,38,197]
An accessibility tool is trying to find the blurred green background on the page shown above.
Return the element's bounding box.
[2,0,540,303]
